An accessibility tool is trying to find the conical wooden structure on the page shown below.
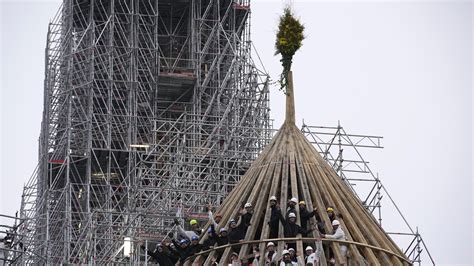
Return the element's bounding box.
[190,72,410,265]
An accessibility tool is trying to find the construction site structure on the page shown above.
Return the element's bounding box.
[16,0,271,264]
[187,71,411,265]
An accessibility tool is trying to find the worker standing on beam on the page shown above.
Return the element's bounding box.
[268,196,280,239]
[174,218,203,241]
[321,220,347,264]
[298,201,317,236]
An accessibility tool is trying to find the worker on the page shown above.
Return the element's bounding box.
[277,209,314,250]
[264,242,278,265]
[278,211,313,237]
[288,248,297,263]
[251,246,261,266]
[268,196,280,238]
[202,226,217,250]
[321,220,347,264]
[299,201,317,235]
[286,197,298,218]
[216,228,229,246]
[189,235,203,255]
[279,249,298,266]
[174,218,203,241]
[171,238,194,263]
[228,219,245,244]
[326,207,337,222]
[242,202,253,228]
[140,243,175,265]
[229,252,239,265]
[305,245,321,265]
[163,239,180,264]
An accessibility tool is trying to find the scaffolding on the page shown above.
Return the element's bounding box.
[301,121,435,265]
[18,0,271,264]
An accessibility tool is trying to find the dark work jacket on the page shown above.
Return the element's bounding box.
[140,245,175,266]
[217,235,229,246]
[228,221,247,244]
[268,206,280,228]
[268,205,280,238]
[278,211,312,237]
[189,243,203,255]
[299,207,316,231]
[203,224,217,250]
[228,213,250,243]
[171,239,194,263]
[241,212,253,236]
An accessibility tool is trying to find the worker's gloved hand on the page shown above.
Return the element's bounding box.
[173,218,180,225]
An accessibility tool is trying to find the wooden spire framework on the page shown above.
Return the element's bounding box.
[190,72,411,265]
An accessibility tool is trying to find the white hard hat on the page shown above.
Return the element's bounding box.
[288,248,295,252]
[288,212,297,218]
[332,220,340,226]
[244,202,252,208]
[282,249,290,256]
[269,196,277,201]
[290,197,298,203]
[305,246,314,251]
[266,242,275,247]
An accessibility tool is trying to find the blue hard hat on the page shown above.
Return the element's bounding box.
[179,239,188,245]
[191,235,199,241]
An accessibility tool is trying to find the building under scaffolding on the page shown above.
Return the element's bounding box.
[17,0,271,264]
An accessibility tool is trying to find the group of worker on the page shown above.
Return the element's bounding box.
[140,203,253,265]
[142,197,347,265]
[267,196,347,265]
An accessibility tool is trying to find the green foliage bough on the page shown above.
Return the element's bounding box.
[275,7,305,94]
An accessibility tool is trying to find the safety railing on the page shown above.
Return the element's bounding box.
[183,237,412,265]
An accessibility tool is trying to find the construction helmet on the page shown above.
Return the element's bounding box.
[299,201,306,205]
[288,212,297,218]
[267,242,275,247]
[290,197,298,204]
[305,246,314,251]
[327,207,334,212]
[282,249,290,256]
[332,220,340,226]
[269,196,277,201]
[244,202,252,208]
[190,219,198,226]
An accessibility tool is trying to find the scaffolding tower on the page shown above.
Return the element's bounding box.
[18,0,271,264]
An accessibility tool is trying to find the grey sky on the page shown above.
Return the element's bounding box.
[1,1,472,265]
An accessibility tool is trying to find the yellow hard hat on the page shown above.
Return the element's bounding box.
[299,201,306,205]
[326,207,334,212]
[190,219,198,226]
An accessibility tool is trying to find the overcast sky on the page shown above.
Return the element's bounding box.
[1,0,472,265]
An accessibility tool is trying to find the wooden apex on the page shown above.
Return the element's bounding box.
[285,71,296,125]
